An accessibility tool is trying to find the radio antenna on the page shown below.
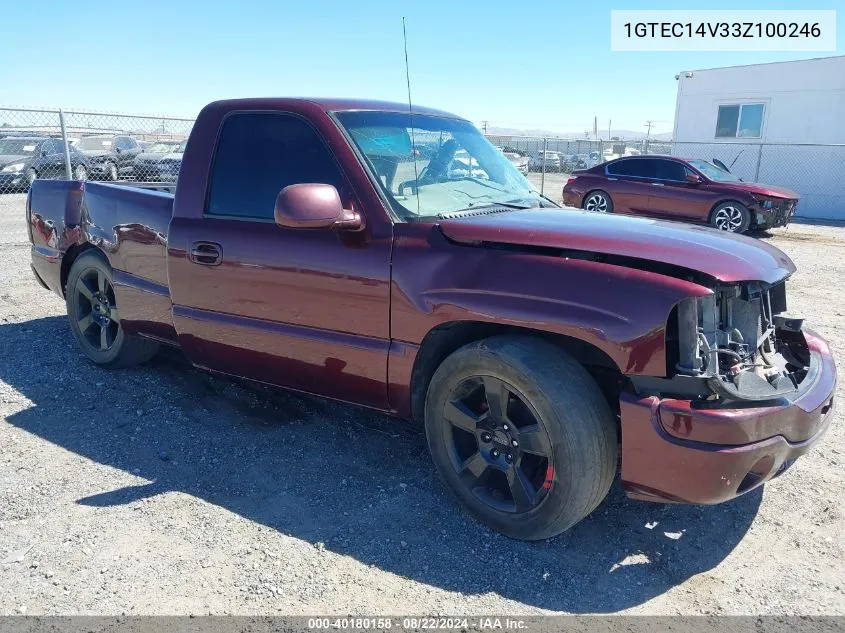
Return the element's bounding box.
[402,16,420,215]
[402,17,414,116]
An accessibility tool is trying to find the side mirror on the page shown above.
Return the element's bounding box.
[685,172,703,185]
[274,183,363,231]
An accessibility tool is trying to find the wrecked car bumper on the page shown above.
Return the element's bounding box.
[753,199,798,229]
[620,329,836,504]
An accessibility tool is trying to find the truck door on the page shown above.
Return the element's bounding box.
[648,158,719,222]
[604,158,658,215]
[167,111,392,408]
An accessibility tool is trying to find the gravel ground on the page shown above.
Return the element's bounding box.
[0,192,843,616]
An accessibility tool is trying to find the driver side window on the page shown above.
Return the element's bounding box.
[207,112,348,220]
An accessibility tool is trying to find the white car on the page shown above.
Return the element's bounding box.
[502,151,529,175]
[528,150,561,172]
[448,150,488,180]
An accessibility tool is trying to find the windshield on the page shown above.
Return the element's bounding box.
[146,142,183,153]
[335,111,544,219]
[688,159,741,182]
[75,137,115,150]
[0,139,40,155]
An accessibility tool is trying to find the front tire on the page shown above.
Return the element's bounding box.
[105,162,118,181]
[425,336,618,540]
[583,190,613,213]
[710,202,750,233]
[74,164,87,181]
[66,250,158,368]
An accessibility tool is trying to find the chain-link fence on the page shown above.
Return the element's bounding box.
[0,107,193,195]
[1,106,842,221]
[666,141,845,221]
[485,134,844,220]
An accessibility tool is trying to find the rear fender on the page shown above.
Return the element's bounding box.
[28,180,86,296]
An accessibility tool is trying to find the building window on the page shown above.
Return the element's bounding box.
[715,103,765,138]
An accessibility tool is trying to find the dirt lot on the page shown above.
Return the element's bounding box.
[0,192,843,616]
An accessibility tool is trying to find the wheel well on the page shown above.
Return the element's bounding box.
[60,243,96,297]
[409,321,627,424]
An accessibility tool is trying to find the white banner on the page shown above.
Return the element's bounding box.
[610,10,837,51]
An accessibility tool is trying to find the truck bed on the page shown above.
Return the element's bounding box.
[28,180,177,343]
[29,180,173,291]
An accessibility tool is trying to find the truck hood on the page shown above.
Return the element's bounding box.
[438,208,795,285]
[717,181,799,199]
[135,153,167,163]
[137,152,183,163]
[78,150,114,159]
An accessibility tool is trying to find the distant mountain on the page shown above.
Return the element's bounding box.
[485,126,673,142]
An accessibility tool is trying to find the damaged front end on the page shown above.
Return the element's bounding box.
[667,280,811,403]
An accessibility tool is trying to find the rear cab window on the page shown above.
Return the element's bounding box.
[207,112,347,220]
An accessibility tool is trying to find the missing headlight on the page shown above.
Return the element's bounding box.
[672,282,808,402]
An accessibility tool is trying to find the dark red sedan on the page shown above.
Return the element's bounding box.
[562,155,799,233]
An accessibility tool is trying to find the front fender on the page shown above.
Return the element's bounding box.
[390,224,711,385]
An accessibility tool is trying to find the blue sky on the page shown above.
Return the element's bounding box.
[1,0,840,135]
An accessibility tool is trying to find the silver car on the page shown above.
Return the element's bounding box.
[528,150,561,172]
[502,151,529,175]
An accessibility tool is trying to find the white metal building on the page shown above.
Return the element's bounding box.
[672,56,845,221]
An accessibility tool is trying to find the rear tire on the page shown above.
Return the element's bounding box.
[583,190,613,213]
[106,162,118,181]
[709,202,750,233]
[424,335,618,540]
[66,250,158,368]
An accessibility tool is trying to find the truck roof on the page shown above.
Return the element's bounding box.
[204,97,464,120]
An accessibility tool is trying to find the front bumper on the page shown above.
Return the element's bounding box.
[134,163,179,183]
[620,329,836,504]
[87,158,117,174]
[0,172,27,191]
[754,199,798,228]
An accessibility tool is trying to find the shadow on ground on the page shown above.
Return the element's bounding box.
[1,316,762,612]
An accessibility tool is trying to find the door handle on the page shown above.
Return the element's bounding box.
[189,241,222,266]
[650,182,665,187]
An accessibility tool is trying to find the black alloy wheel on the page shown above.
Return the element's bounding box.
[442,375,554,514]
[425,336,617,540]
[65,250,158,367]
[73,266,120,353]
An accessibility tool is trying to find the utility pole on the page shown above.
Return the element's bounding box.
[481,120,489,134]
[644,120,657,154]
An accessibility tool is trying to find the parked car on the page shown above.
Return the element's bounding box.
[0,136,88,192]
[562,155,799,233]
[448,149,489,180]
[28,98,836,541]
[133,141,186,182]
[528,150,561,172]
[502,151,529,175]
[73,134,142,181]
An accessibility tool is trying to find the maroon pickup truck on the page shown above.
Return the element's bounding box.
[27,98,836,540]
